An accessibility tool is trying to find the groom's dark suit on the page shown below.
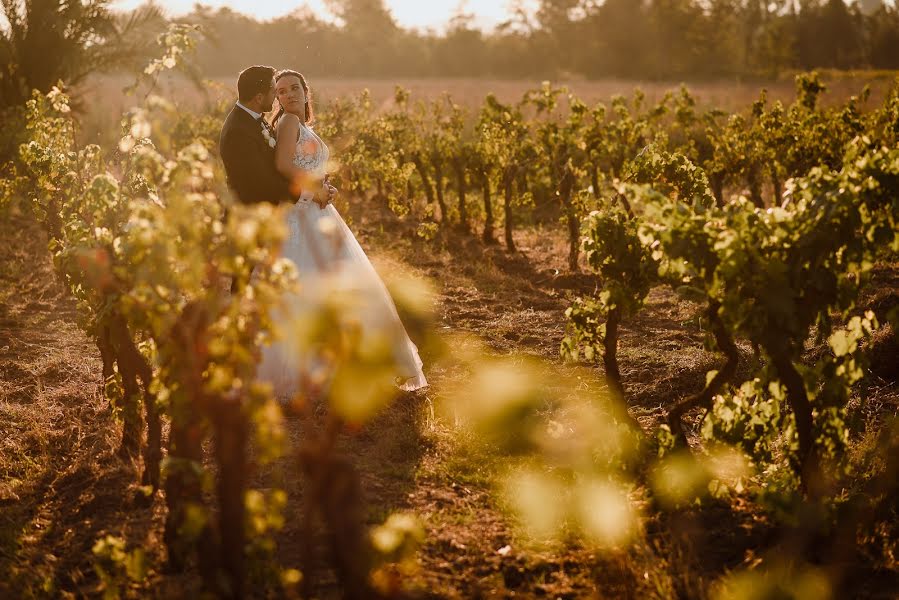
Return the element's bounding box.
[219,103,292,204]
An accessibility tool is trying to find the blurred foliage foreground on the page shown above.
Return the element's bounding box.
[2,24,899,600]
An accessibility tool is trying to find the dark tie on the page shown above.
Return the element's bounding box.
[257,115,274,135]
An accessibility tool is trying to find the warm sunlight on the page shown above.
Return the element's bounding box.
[111,0,537,30]
[3,0,899,598]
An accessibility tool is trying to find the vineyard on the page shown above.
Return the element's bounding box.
[2,27,899,599]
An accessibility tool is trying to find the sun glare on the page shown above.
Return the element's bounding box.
[110,0,537,31]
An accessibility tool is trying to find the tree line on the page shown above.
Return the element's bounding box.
[2,0,898,113]
[185,0,899,79]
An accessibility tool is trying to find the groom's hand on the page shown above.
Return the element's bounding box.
[313,184,337,210]
[312,185,329,209]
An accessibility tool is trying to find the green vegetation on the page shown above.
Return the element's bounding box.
[1,19,898,600]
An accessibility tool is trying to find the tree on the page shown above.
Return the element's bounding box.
[433,11,489,77]
[698,0,744,77]
[583,0,651,78]
[797,0,863,69]
[534,0,583,74]
[324,0,401,75]
[0,0,164,109]
[858,0,883,15]
[326,0,396,34]
[866,4,899,68]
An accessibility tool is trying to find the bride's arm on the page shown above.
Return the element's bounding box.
[274,113,301,178]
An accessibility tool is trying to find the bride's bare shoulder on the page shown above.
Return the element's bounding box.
[276,112,301,131]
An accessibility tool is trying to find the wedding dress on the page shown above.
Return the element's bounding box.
[256,122,428,399]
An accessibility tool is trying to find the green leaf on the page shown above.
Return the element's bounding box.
[828,329,852,357]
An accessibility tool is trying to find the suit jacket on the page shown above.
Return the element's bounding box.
[219,104,292,205]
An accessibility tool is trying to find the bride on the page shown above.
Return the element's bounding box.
[255,69,428,399]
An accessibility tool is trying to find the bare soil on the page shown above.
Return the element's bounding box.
[1,200,897,598]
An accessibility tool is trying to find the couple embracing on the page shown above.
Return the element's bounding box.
[219,65,427,399]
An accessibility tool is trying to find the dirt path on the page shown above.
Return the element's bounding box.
[0,214,171,597]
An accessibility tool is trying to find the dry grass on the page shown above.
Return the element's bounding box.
[73,71,896,151]
[85,71,897,111]
[0,207,186,598]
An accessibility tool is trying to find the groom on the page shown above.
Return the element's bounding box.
[219,64,330,206]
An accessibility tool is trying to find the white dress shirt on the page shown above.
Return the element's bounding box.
[236,101,263,122]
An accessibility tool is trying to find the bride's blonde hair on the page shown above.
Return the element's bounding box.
[273,69,314,128]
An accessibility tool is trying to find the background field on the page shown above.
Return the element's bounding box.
[3,1,899,595]
[75,71,898,146]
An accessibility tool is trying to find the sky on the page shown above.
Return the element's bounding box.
[110,0,537,32]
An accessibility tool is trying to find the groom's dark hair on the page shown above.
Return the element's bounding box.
[237,65,276,102]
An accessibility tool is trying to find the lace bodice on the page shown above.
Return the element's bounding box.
[293,123,330,178]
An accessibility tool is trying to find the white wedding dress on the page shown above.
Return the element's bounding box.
[256,122,428,399]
